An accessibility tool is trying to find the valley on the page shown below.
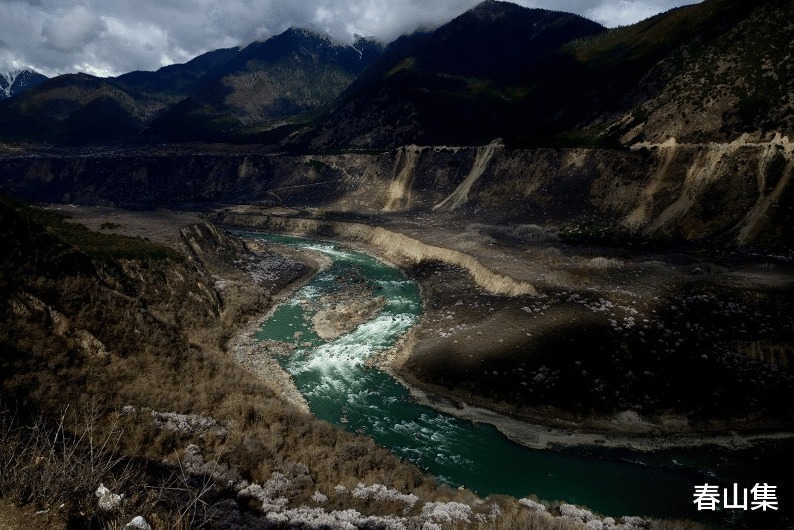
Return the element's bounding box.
[2,131,793,530]
[29,202,792,530]
[2,0,793,528]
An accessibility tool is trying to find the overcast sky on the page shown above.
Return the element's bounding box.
[0,0,701,78]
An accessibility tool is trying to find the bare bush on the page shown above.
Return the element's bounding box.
[153,457,220,530]
[0,403,135,513]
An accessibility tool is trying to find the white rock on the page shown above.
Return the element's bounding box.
[518,498,547,512]
[123,516,153,530]
[95,483,123,512]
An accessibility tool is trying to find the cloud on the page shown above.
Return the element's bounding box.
[41,5,106,52]
[0,0,702,78]
[585,0,696,27]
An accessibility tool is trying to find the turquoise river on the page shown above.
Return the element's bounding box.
[246,233,790,528]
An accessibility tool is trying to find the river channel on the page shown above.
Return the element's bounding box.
[246,232,789,526]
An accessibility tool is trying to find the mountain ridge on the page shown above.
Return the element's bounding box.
[286,1,608,149]
[286,0,791,150]
[0,28,384,144]
[0,1,792,247]
[0,68,48,100]
[145,28,384,141]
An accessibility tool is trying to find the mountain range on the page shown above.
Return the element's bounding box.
[1,0,791,149]
[0,0,792,248]
[290,0,793,149]
[0,29,383,144]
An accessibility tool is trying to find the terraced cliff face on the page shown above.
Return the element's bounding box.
[617,134,794,244]
[3,134,793,247]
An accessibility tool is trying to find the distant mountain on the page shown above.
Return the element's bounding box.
[0,73,147,143]
[2,0,791,150]
[0,28,384,144]
[111,47,240,106]
[0,69,47,100]
[147,28,384,142]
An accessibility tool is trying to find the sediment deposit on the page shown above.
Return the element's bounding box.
[212,211,538,296]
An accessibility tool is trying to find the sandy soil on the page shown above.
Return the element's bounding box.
[0,500,67,530]
[228,312,312,416]
[46,204,205,247]
[313,296,386,341]
[307,269,387,341]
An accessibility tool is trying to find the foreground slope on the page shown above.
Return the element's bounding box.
[3,198,667,529]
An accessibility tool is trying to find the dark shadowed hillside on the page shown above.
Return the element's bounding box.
[287,1,606,149]
[288,0,793,149]
[0,29,383,145]
[112,47,241,102]
[0,73,147,144]
[148,29,383,142]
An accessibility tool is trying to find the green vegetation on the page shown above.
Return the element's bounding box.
[567,0,748,66]
[307,159,330,172]
[7,200,181,262]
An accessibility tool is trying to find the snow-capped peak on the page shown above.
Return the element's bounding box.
[0,68,47,99]
[1,69,26,97]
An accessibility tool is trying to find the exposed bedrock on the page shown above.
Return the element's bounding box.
[1,133,792,246]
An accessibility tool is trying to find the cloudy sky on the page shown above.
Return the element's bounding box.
[0,0,701,78]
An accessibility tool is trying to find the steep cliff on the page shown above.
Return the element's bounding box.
[3,136,792,247]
